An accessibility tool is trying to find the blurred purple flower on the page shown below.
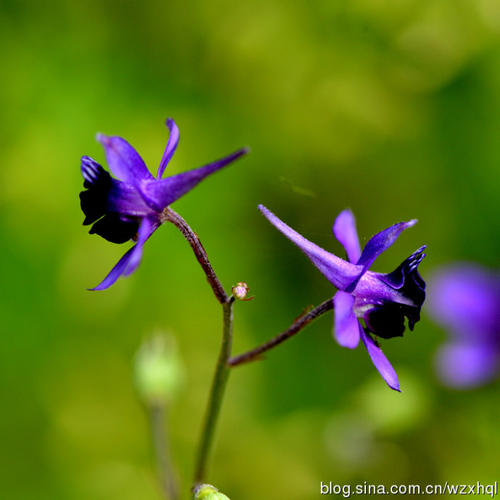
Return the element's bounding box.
[259,205,426,391]
[80,119,248,290]
[429,265,500,388]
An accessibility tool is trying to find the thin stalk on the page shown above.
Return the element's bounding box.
[194,297,234,484]
[150,403,179,500]
[164,208,332,489]
[229,298,333,367]
[163,207,235,486]
[163,207,228,304]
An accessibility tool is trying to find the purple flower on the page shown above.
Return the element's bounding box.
[428,265,500,388]
[80,119,248,290]
[259,205,426,391]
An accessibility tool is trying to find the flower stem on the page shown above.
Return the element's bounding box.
[229,298,333,367]
[164,208,332,488]
[164,207,236,485]
[194,297,234,484]
[150,403,179,500]
[163,207,228,304]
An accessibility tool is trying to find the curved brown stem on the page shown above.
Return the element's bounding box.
[163,207,228,304]
[228,298,333,367]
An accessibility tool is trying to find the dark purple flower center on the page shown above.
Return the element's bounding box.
[363,247,426,339]
[80,159,140,244]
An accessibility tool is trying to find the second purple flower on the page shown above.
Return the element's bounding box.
[259,205,426,391]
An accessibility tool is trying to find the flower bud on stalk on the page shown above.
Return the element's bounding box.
[232,282,254,301]
[194,484,231,500]
[134,333,184,406]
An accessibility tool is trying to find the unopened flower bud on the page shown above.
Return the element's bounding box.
[232,282,253,301]
[194,484,231,500]
[134,333,184,406]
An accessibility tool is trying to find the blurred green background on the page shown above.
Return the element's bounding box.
[1,1,499,499]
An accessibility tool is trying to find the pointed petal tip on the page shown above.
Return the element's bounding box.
[384,373,401,392]
[87,280,112,291]
[96,132,109,144]
[339,339,360,349]
[360,329,401,392]
[258,204,274,220]
[230,146,251,160]
[339,208,354,218]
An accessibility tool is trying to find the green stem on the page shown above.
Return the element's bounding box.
[194,297,234,485]
[150,403,179,500]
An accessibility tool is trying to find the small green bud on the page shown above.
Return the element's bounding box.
[134,333,184,406]
[194,484,231,500]
[232,281,253,301]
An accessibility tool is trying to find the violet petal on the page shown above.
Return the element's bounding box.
[360,328,400,391]
[436,342,499,388]
[123,217,157,276]
[333,291,360,348]
[333,209,361,263]
[346,219,417,293]
[107,180,153,217]
[258,205,362,290]
[97,134,154,184]
[157,118,180,179]
[90,218,156,290]
[90,246,136,291]
[357,219,417,268]
[143,148,249,210]
[428,265,500,340]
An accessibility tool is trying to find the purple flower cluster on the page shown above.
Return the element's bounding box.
[258,206,426,391]
[80,119,248,290]
[79,119,428,390]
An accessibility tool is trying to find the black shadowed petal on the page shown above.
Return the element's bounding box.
[381,246,427,311]
[80,157,112,225]
[89,214,140,244]
[362,246,427,338]
[363,302,407,339]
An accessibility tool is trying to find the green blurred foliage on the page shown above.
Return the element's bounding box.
[1,1,499,499]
